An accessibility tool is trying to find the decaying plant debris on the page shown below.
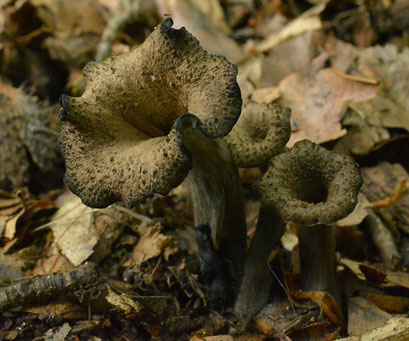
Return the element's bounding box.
[1,1,409,340]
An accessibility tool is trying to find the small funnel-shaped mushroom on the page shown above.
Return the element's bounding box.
[59,18,242,208]
[224,101,291,168]
[257,140,362,307]
[229,101,291,320]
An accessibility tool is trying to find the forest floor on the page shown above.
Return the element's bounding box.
[1,0,409,340]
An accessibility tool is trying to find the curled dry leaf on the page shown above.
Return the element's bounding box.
[292,290,346,332]
[336,193,369,227]
[341,258,409,290]
[367,294,409,314]
[251,2,325,53]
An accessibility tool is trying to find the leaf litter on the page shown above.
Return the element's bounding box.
[1,0,409,340]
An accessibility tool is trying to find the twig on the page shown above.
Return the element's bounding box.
[365,210,401,269]
[95,0,140,62]
[366,178,408,209]
[0,263,101,311]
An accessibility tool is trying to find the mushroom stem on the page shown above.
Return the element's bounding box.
[298,224,341,307]
[235,205,285,321]
[178,114,247,296]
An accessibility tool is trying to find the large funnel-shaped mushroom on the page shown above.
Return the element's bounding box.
[59,18,242,208]
[257,140,362,307]
[59,19,247,301]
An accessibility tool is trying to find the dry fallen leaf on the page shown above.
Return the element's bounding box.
[31,0,106,66]
[337,315,409,341]
[367,294,409,314]
[190,336,233,341]
[123,223,174,266]
[341,258,409,290]
[31,231,73,276]
[25,303,86,320]
[347,297,392,337]
[105,285,141,314]
[337,46,409,155]
[50,192,98,266]
[337,193,369,227]
[260,31,318,87]
[292,290,346,332]
[251,2,325,53]
[157,0,243,63]
[277,68,379,146]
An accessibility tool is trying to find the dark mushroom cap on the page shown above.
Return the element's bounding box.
[223,101,291,167]
[257,140,362,225]
[59,18,242,208]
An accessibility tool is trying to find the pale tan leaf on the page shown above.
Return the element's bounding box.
[50,192,98,266]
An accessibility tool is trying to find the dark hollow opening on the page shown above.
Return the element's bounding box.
[291,173,328,204]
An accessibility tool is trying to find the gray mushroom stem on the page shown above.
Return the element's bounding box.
[177,114,247,297]
[298,224,340,305]
[234,205,285,320]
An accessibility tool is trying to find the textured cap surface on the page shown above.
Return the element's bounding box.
[224,101,291,167]
[257,140,362,225]
[59,18,242,208]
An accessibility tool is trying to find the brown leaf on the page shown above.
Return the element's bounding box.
[50,192,97,266]
[278,68,379,146]
[25,303,86,319]
[30,232,73,276]
[124,223,172,266]
[252,3,325,53]
[384,271,409,290]
[337,315,409,341]
[190,336,233,341]
[157,0,243,63]
[367,294,409,314]
[4,209,25,240]
[0,197,21,210]
[288,321,339,341]
[292,290,346,332]
[347,297,392,336]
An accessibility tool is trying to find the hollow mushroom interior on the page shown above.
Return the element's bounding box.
[286,164,329,204]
